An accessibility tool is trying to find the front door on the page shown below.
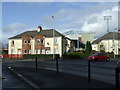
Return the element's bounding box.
[18,49,21,54]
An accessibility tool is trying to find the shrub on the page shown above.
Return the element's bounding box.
[62,52,81,59]
[23,54,60,59]
[62,52,91,59]
[100,50,105,53]
[90,50,97,54]
[85,41,92,54]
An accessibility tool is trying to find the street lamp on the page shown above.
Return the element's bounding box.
[113,28,118,58]
[52,16,55,59]
[104,16,112,33]
[104,16,112,52]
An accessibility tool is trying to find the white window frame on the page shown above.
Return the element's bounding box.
[37,39,41,45]
[24,40,27,44]
[28,49,31,54]
[38,49,41,54]
[42,49,45,54]
[24,50,27,54]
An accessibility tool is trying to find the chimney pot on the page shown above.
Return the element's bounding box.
[37,26,42,32]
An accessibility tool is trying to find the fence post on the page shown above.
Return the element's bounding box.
[115,67,119,90]
[88,60,91,83]
[35,57,38,70]
[56,58,59,74]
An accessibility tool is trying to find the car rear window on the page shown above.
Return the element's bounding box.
[99,53,106,56]
[93,53,98,56]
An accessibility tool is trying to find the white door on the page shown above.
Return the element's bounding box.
[18,50,21,54]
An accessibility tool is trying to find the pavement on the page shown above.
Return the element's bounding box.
[2,66,116,89]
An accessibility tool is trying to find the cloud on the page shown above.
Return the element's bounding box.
[81,5,118,38]
[2,23,27,44]
[49,3,117,39]
[2,2,119,45]
[3,23,26,32]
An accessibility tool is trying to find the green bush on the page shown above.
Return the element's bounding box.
[62,52,81,59]
[23,54,59,59]
[115,55,120,58]
[85,41,92,54]
[62,52,91,59]
[100,50,105,53]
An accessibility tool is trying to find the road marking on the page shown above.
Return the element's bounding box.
[8,67,41,89]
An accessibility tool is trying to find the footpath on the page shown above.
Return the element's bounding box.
[2,67,116,89]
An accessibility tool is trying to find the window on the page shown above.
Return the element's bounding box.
[24,40,27,44]
[93,53,98,56]
[99,53,106,56]
[11,49,14,54]
[38,49,40,54]
[42,49,45,54]
[11,41,14,46]
[46,50,50,54]
[28,49,31,54]
[24,50,27,54]
[41,39,44,44]
[37,39,41,45]
[55,49,58,54]
[47,42,49,45]
[54,38,57,43]
[28,40,30,44]
[34,49,37,54]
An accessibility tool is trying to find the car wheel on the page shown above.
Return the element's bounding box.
[106,58,110,62]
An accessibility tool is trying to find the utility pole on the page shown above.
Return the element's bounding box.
[104,16,112,52]
[52,16,55,59]
[113,28,117,58]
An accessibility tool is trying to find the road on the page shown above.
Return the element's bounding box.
[2,58,120,86]
[2,66,35,89]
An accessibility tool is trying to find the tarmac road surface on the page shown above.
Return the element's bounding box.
[2,58,120,88]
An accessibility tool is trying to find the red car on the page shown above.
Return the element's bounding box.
[88,52,110,61]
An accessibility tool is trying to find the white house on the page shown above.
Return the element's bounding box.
[92,31,120,55]
[8,26,75,57]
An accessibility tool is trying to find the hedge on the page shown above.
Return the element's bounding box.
[23,54,60,59]
[62,52,91,59]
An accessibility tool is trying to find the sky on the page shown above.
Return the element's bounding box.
[1,1,119,45]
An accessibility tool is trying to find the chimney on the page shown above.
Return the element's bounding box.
[78,37,82,42]
[37,26,42,32]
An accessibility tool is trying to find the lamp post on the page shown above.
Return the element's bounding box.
[52,16,55,59]
[113,28,117,58]
[104,16,112,52]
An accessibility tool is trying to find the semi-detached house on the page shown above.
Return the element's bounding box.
[8,26,75,57]
[92,31,120,55]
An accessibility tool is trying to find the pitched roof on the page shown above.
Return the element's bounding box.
[8,29,66,39]
[92,32,120,44]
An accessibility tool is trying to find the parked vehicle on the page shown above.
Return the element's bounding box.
[88,52,110,61]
